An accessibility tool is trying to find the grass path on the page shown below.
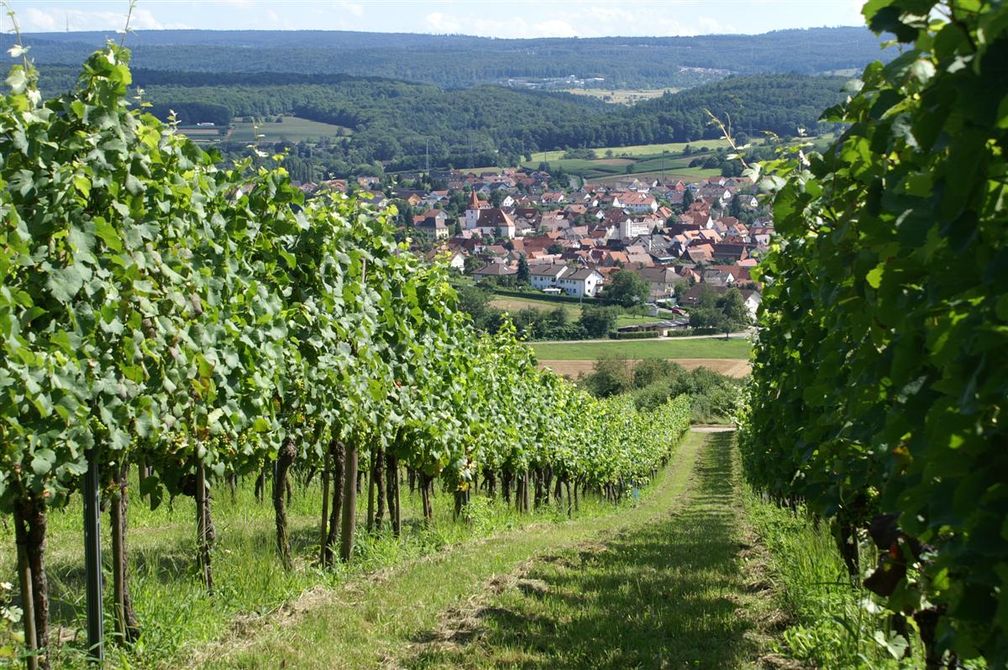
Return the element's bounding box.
[196,431,776,669]
[406,430,773,669]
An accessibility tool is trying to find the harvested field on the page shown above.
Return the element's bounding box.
[538,358,752,380]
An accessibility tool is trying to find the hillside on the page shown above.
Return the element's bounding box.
[7,26,887,89]
[127,73,847,176]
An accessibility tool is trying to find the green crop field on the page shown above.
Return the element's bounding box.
[531,337,752,360]
[228,116,352,143]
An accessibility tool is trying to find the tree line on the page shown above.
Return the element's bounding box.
[11,26,889,89]
[130,73,848,177]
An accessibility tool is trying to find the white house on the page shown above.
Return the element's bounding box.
[529,263,569,290]
[557,267,605,298]
[618,217,656,241]
[470,207,517,239]
[613,191,658,214]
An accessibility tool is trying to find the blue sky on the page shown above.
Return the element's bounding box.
[3,1,867,37]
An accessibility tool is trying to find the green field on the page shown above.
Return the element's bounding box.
[531,337,752,360]
[529,139,732,163]
[489,293,657,329]
[564,88,679,105]
[228,116,351,143]
[523,142,733,180]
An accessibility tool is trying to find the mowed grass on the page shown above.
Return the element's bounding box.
[228,116,351,143]
[409,431,771,669]
[532,337,752,360]
[200,431,709,669]
[489,295,581,320]
[488,294,656,330]
[0,470,572,668]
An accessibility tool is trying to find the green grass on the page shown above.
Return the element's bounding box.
[528,139,731,163]
[564,88,678,105]
[1,471,587,668]
[532,337,752,360]
[199,431,708,669]
[488,294,582,320]
[488,294,658,331]
[408,431,771,670]
[228,116,351,144]
[743,483,915,668]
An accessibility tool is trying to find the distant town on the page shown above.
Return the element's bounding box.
[297,166,766,337]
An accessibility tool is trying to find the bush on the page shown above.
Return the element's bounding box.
[607,330,655,340]
[579,305,617,338]
[580,358,633,398]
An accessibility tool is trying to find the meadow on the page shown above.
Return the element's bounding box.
[531,336,752,360]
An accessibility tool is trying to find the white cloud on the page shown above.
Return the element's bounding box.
[426,11,462,34]
[334,1,364,18]
[20,7,189,32]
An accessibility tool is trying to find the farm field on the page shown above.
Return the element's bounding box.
[564,87,679,104]
[228,116,351,143]
[528,138,732,163]
[176,127,226,144]
[523,150,725,181]
[531,337,752,360]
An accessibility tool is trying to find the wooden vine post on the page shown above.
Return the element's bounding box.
[83,449,104,664]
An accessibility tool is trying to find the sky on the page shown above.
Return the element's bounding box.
[2,1,867,38]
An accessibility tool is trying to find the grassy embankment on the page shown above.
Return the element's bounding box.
[743,475,915,668]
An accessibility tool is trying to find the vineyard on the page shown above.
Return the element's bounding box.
[0,35,691,668]
[740,0,1007,667]
[4,0,1008,668]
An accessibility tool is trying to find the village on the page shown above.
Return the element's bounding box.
[297,166,767,338]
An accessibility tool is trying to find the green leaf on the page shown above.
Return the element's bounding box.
[866,265,885,289]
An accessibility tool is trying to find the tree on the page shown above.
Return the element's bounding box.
[516,255,530,284]
[681,188,695,211]
[579,305,617,338]
[716,288,749,327]
[689,287,748,336]
[602,270,650,308]
[729,194,743,219]
[582,358,633,397]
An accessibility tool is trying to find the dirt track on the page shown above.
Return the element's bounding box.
[538,358,752,380]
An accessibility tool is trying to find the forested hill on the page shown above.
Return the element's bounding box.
[8,26,886,88]
[131,73,847,175]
